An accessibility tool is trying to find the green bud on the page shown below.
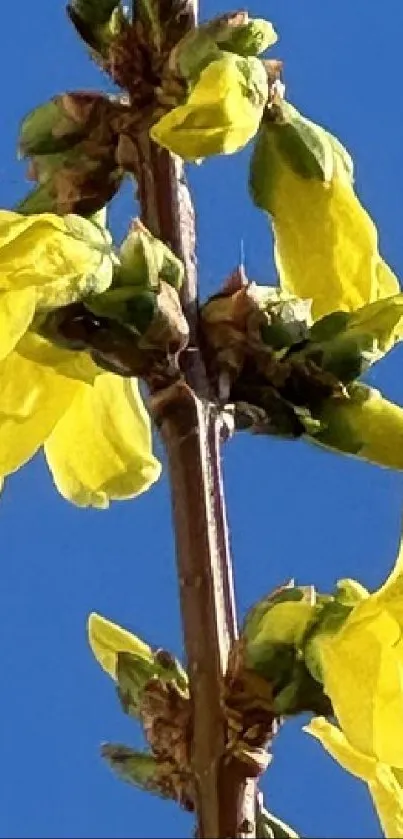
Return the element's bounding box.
[214,17,277,56]
[242,586,319,674]
[170,12,276,85]
[118,221,184,291]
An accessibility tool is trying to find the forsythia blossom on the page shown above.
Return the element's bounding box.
[0,211,161,507]
[305,540,403,837]
[249,102,403,470]
[0,210,114,359]
[151,53,268,161]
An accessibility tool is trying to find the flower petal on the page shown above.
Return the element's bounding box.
[151,54,268,160]
[0,209,114,307]
[373,536,403,606]
[377,259,401,300]
[308,384,403,470]
[319,616,403,765]
[87,612,152,680]
[44,376,161,508]
[305,716,377,781]
[249,105,400,319]
[345,294,403,358]
[369,766,403,839]
[307,723,403,839]
[0,332,83,475]
[0,288,36,359]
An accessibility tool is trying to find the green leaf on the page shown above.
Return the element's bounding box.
[67,0,124,54]
[69,0,121,26]
[116,646,189,718]
[117,651,155,718]
[19,98,86,157]
[16,183,56,215]
[101,744,164,794]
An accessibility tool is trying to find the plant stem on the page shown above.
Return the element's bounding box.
[135,93,257,839]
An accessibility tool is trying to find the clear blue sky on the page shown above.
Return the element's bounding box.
[1,1,403,837]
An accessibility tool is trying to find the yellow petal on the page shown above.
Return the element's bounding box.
[374,651,403,769]
[376,258,401,300]
[345,294,403,357]
[0,332,84,475]
[151,54,268,160]
[305,716,377,781]
[0,209,113,307]
[319,615,403,766]
[319,630,382,758]
[273,161,380,319]
[307,718,403,837]
[44,376,161,508]
[311,384,403,470]
[87,612,152,680]
[372,535,403,608]
[249,107,400,319]
[0,288,36,359]
[369,766,403,839]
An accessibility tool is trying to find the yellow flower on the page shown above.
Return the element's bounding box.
[88,612,153,680]
[151,53,268,161]
[250,102,400,321]
[0,210,114,359]
[249,102,403,470]
[0,332,161,508]
[305,540,403,837]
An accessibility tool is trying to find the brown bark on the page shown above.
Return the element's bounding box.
[135,6,257,833]
[136,138,257,837]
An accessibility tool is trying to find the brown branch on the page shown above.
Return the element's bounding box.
[135,75,257,839]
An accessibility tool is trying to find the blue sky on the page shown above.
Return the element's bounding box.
[1,1,403,837]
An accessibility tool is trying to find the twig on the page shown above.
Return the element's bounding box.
[135,104,257,839]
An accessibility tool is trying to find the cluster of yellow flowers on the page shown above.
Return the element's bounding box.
[87,536,403,838]
[0,211,160,507]
[4,13,403,836]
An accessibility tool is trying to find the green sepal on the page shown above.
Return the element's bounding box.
[170,12,276,85]
[249,101,337,215]
[302,599,353,684]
